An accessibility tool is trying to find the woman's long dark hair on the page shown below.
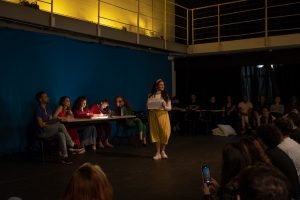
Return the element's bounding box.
[114,96,132,115]
[149,79,170,102]
[59,96,69,106]
[73,96,87,111]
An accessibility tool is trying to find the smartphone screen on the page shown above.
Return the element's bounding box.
[202,165,211,184]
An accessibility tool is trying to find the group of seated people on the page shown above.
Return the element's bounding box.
[54,117,300,200]
[202,117,300,200]
[172,94,300,134]
[35,91,147,164]
[13,117,300,200]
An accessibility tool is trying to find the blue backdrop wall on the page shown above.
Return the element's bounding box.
[0,28,172,152]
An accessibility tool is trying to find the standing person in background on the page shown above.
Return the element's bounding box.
[147,79,171,160]
[89,99,114,148]
[238,96,253,134]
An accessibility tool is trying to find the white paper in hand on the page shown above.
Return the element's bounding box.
[147,98,163,110]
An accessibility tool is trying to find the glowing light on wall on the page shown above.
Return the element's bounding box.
[4,0,175,40]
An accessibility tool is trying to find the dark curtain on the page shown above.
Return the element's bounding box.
[241,65,279,104]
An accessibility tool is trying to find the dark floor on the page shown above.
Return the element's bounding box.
[0,134,238,200]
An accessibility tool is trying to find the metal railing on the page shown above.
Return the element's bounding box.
[96,0,188,46]
[5,0,299,46]
[191,0,300,44]
[11,0,189,47]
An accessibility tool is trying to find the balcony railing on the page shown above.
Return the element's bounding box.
[2,0,299,46]
[191,0,300,44]
[5,0,189,46]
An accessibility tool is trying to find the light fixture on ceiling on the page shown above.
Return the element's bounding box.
[257,65,264,68]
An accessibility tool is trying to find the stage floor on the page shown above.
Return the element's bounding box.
[0,134,238,200]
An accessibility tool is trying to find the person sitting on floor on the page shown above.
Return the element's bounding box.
[114,96,147,146]
[54,96,97,153]
[63,162,113,200]
[89,99,114,148]
[35,91,79,164]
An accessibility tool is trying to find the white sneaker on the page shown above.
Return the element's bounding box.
[153,153,162,160]
[161,151,168,159]
[77,148,86,154]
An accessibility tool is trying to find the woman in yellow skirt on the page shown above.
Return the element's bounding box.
[147,79,171,160]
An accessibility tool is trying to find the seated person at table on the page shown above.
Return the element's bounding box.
[238,96,253,133]
[222,95,237,125]
[35,91,76,164]
[89,99,114,148]
[73,96,108,150]
[286,96,300,114]
[114,96,147,145]
[54,96,96,152]
[186,94,199,110]
[253,95,268,128]
[205,96,221,128]
[185,94,200,124]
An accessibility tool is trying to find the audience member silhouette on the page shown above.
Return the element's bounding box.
[256,125,300,199]
[237,164,292,200]
[64,162,113,200]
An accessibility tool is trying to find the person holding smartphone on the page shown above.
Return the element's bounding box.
[202,164,220,200]
[147,79,171,160]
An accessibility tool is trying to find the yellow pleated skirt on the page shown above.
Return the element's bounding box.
[148,110,171,144]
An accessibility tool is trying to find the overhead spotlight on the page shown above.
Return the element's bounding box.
[257,65,264,68]
[270,64,274,69]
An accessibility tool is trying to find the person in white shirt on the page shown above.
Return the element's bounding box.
[274,118,300,181]
[147,79,171,160]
